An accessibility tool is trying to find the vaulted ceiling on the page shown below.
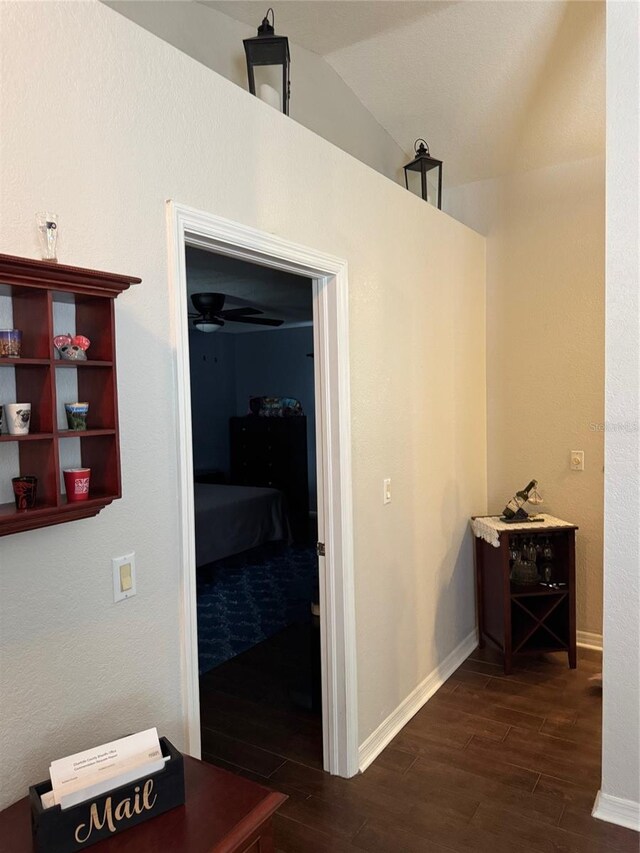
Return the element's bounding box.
[204,0,605,186]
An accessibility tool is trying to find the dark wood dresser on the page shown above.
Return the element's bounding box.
[229,416,309,542]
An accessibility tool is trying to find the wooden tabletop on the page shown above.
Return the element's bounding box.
[0,756,287,853]
[471,514,578,532]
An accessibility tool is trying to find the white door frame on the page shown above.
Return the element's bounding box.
[166,201,359,777]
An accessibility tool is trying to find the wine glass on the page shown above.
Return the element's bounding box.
[541,537,555,582]
[36,212,58,261]
[524,539,537,565]
[529,484,544,506]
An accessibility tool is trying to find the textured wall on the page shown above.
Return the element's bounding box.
[103,0,406,183]
[0,0,486,809]
[446,157,605,637]
[600,0,640,814]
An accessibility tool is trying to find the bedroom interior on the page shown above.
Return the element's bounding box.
[185,246,324,769]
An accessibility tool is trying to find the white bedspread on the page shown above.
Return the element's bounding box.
[195,483,290,566]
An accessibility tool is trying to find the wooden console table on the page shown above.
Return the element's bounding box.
[0,756,286,853]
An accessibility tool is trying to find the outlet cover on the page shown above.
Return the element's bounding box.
[571,451,585,471]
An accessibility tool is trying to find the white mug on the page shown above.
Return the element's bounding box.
[5,403,31,435]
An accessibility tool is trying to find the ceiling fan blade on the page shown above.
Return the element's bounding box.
[219,307,263,319]
[229,315,284,327]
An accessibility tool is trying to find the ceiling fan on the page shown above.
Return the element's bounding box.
[188,292,284,333]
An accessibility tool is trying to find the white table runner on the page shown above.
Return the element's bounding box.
[470,514,576,548]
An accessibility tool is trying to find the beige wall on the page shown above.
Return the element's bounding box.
[103,0,406,182]
[447,156,605,636]
[0,0,486,808]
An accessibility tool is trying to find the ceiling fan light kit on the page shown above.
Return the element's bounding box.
[403,139,443,210]
[194,319,223,333]
[189,292,284,333]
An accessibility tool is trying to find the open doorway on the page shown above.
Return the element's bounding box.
[186,246,323,769]
[168,202,359,778]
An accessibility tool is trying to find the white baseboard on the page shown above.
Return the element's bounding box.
[358,629,478,773]
[592,790,640,831]
[577,630,603,651]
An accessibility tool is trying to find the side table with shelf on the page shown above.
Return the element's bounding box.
[0,253,139,536]
[472,515,578,674]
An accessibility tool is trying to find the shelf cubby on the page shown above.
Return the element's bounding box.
[58,433,120,500]
[511,593,569,653]
[4,286,51,359]
[0,254,139,535]
[54,365,116,432]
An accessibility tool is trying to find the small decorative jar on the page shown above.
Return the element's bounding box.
[0,329,22,358]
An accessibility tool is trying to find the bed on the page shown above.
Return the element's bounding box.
[194,483,290,567]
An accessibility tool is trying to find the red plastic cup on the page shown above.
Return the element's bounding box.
[63,468,91,502]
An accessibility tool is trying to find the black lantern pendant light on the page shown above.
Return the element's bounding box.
[243,8,291,115]
[403,139,443,210]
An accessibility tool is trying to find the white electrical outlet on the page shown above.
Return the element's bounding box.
[383,478,391,505]
[571,450,585,471]
[113,553,136,602]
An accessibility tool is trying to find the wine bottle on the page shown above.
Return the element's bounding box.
[502,480,538,519]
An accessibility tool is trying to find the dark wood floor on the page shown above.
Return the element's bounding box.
[200,637,639,852]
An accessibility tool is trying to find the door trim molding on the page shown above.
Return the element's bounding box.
[166,201,359,777]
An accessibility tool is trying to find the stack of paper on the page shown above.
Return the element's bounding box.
[42,728,166,810]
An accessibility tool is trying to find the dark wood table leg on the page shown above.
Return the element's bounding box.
[503,650,513,675]
[568,530,577,668]
[474,537,486,648]
[501,532,512,674]
[260,819,276,852]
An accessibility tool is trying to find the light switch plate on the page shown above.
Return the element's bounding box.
[113,552,136,602]
[383,478,391,505]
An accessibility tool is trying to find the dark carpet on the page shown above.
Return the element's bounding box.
[197,543,318,675]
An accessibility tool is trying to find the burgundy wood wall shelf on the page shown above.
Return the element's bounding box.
[0,253,140,536]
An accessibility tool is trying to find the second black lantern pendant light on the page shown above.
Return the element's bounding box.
[403,139,443,209]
